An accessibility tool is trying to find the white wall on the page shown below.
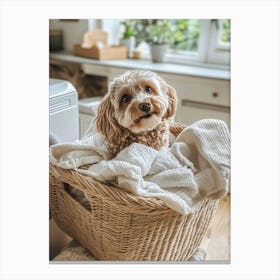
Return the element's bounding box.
[49,19,123,51]
[49,19,89,51]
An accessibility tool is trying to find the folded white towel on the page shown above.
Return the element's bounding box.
[50,119,230,215]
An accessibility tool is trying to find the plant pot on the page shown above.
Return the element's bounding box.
[120,37,136,58]
[150,44,169,62]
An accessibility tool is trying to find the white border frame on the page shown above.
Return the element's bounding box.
[1,1,280,280]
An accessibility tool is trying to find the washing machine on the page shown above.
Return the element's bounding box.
[49,78,79,259]
[49,78,79,145]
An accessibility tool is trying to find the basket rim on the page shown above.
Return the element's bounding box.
[49,163,180,215]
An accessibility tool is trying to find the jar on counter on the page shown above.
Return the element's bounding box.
[50,29,63,51]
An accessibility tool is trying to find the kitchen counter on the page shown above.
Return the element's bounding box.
[50,51,230,80]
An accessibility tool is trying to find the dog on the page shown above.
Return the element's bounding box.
[95,70,185,158]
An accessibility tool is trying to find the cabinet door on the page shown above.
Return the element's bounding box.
[158,73,230,127]
[177,99,230,127]
[159,74,230,107]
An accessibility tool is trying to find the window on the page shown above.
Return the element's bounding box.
[170,19,201,51]
[219,19,231,46]
[206,19,231,65]
[99,19,230,67]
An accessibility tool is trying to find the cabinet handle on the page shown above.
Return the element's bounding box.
[181,99,230,113]
[212,92,219,98]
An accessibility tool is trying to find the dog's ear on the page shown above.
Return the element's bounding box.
[95,93,121,139]
[164,84,177,119]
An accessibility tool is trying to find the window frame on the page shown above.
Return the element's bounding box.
[206,19,230,65]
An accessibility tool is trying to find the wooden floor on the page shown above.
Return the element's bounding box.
[200,194,230,261]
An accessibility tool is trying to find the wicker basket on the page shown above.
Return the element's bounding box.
[49,163,218,261]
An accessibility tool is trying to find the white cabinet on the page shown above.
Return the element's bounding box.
[178,101,230,126]
[159,73,230,127]
[78,97,102,137]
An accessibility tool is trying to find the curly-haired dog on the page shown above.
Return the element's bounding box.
[95,70,185,158]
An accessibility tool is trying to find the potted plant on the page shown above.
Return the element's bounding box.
[119,19,137,58]
[145,19,173,62]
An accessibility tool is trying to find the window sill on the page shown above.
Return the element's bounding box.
[50,51,230,80]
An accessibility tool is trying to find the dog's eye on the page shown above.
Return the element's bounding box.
[145,86,152,94]
[121,94,131,103]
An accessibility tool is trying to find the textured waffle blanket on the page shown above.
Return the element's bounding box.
[50,119,230,215]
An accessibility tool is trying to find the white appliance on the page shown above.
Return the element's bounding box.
[49,79,79,145]
[78,97,102,137]
[49,78,79,259]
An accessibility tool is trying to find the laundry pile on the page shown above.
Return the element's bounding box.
[50,119,230,215]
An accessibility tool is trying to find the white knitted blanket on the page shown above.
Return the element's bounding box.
[50,119,230,215]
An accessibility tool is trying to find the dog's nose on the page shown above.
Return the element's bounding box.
[139,102,151,113]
